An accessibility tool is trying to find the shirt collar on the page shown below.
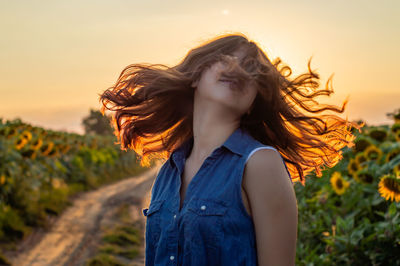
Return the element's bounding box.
[170,127,251,170]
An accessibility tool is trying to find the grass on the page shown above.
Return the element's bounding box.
[85,203,143,266]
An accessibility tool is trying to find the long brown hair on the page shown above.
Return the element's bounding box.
[98,32,363,185]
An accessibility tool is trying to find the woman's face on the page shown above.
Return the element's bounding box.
[192,47,258,117]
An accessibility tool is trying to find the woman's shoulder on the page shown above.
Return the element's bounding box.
[243,145,292,187]
[245,143,278,164]
[242,147,296,218]
[244,147,285,175]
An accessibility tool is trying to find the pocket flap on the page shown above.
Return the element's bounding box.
[188,198,228,216]
[145,199,164,216]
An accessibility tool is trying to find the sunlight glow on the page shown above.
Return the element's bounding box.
[221,9,230,15]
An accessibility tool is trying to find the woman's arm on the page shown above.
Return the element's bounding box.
[243,149,298,266]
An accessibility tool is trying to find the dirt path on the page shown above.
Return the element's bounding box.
[9,162,161,266]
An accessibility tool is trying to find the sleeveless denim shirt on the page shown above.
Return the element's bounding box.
[142,127,293,265]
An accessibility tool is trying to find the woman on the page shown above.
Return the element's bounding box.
[99,33,361,265]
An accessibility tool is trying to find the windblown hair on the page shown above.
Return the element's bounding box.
[99,32,363,185]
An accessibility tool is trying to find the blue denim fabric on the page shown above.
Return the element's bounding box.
[142,127,293,265]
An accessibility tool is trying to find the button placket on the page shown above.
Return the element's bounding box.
[166,204,179,264]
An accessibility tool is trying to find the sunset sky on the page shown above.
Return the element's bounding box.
[1,0,399,134]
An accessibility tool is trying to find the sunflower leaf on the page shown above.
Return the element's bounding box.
[388,202,397,217]
[374,210,385,218]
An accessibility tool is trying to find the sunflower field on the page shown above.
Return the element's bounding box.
[294,109,400,265]
[0,117,151,260]
[1,110,400,265]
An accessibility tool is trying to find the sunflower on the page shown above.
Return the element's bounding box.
[330,171,350,195]
[6,127,17,139]
[21,130,32,142]
[353,169,374,184]
[47,146,59,157]
[41,141,54,156]
[391,123,400,134]
[394,164,400,176]
[354,136,373,153]
[355,152,368,166]
[347,158,360,175]
[14,136,28,150]
[378,174,400,202]
[21,149,37,160]
[385,148,400,163]
[31,138,43,150]
[369,127,388,142]
[364,145,383,162]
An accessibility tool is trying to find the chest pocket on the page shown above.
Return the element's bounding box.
[185,198,228,250]
[144,199,165,244]
[187,198,228,216]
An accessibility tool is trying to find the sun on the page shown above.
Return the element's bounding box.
[221,9,230,15]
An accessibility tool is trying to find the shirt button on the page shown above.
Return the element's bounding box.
[200,205,206,210]
[173,214,177,219]
[170,255,175,260]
